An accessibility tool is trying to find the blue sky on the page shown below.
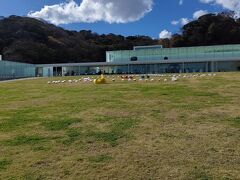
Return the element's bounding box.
[0,0,234,38]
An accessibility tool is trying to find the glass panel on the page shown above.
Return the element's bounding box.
[0,60,35,80]
[106,44,240,63]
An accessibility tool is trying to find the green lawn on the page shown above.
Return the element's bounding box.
[0,73,239,179]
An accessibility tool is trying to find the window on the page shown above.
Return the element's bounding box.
[130,56,138,61]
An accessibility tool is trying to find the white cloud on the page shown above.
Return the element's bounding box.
[159,30,172,39]
[179,0,184,5]
[171,10,209,26]
[28,0,153,25]
[180,18,190,25]
[171,20,179,25]
[200,0,240,17]
[171,18,190,26]
[193,10,208,19]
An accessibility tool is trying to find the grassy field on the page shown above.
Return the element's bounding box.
[0,73,239,179]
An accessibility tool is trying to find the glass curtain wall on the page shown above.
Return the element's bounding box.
[0,60,35,80]
[107,44,240,63]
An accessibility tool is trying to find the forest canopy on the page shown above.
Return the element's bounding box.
[0,13,240,64]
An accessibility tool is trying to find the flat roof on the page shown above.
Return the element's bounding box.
[0,60,34,65]
[107,44,240,53]
[133,45,163,50]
